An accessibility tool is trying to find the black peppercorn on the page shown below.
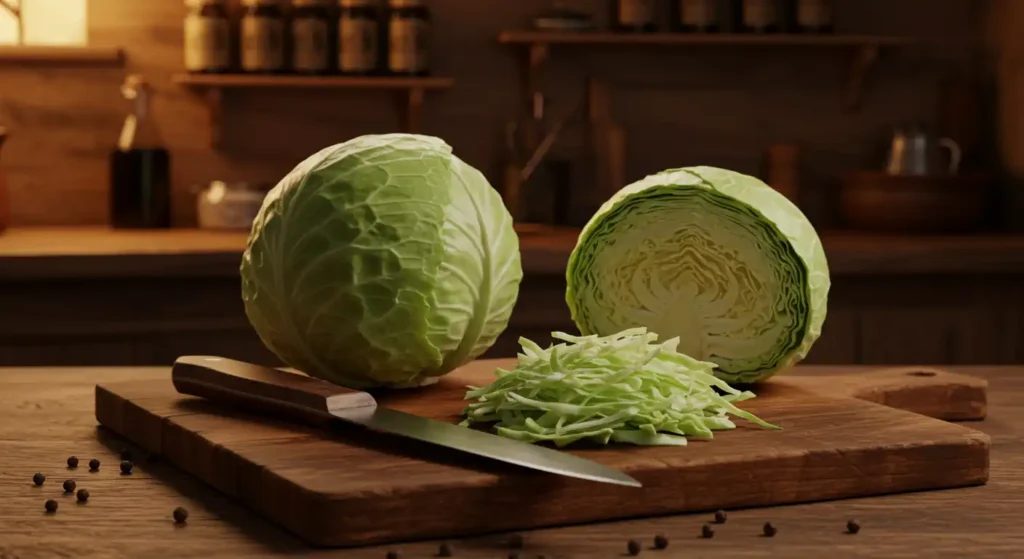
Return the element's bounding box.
[627,539,641,555]
[385,551,400,559]
[763,522,777,537]
[714,509,728,524]
[88,458,100,471]
[67,456,79,468]
[654,533,669,549]
[77,489,89,503]
[847,519,861,534]
[119,447,133,461]
[438,541,454,557]
[120,460,134,475]
[173,507,189,524]
[44,499,58,513]
[701,524,715,539]
[508,534,524,549]
[32,473,45,486]
[62,479,76,493]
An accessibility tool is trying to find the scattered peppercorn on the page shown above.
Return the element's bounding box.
[173,507,189,524]
[88,458,100,471]
[32,473,45,486]
[763,522,777,537]
[76,489,90,503]
[508,534,524,549]
[120,460,134,475]
[44,499,58,513]
[385,551,400,559]
[847,520,861,534]
[701,524,715,539]
[67,456,79,468]
[119,448,133,461]
[654,533,669,550]
[62,479,76,493]
[438,541,454,557]
[714,509,728,524]
[627,539,642,555]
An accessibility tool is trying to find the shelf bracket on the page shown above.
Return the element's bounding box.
[203,87,223,149]
[400,87,425,133]
[844,44,880,112]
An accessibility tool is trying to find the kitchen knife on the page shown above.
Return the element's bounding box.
[171,356,642,488]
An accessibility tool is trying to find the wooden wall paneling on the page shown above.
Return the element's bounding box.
[804,305,860,365]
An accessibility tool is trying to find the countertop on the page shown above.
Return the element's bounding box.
[0,364,1019,557]
[3,226,1024,280]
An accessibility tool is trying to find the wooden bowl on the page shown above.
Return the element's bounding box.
[839,171,994,234]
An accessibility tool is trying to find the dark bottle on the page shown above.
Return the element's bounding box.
[387,0,430,76]
[611,0,657,32]
[291,0,333,74]
[339,0,380,75]
[110,75,171,229]
[183,0,231,73]
[241,0,287,73]
[793,0,834,33]
[671,0,720,32]
[737,0,782,33]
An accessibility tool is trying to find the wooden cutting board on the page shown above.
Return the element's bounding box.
[94,361,990,548]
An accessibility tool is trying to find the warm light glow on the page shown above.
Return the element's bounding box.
[0,0,87,46]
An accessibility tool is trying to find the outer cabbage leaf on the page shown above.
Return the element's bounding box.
[241,133,522,388]
[565,166,830,384]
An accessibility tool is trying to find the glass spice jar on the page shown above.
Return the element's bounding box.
[291,0,333,74]
[183,0,232,73]
[338,0,380,75]
[241,0,287,73]
[387,0,430,76]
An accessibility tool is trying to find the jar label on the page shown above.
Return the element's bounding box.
[679,0,717,26]
[798,0,831,27]
[241,16,285,71]
[293,18,329,72]
[743,0,778,27]
[184,16,230,71]
[388,19,428,73]
[339,18,379,72]
[618,0,656,26]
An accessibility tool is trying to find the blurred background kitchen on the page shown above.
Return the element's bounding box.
[0,0,1022,368]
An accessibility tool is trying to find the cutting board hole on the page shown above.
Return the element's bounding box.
[907,371,937,377]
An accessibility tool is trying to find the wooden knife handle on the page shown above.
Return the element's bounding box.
[172,356,377,425]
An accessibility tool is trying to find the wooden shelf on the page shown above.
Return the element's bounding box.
[0,46,125,65]
[172,73,455,148]
[498,30,912,48]
[498,30,913,111]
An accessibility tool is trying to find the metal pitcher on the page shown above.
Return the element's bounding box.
[885,124,962,176]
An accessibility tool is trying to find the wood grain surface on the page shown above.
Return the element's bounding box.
[93,361,989,548]
[0,365,1019,558]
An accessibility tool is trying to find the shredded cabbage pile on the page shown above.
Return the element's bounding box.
[459,328,780,447]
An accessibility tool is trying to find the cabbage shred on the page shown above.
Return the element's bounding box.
[459,328,780,447]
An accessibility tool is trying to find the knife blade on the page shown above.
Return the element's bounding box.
[171,356,641,488]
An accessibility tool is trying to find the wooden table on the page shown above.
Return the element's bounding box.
[1,365,1021,558]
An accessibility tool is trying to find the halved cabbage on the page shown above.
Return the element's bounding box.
[565,166,830,384]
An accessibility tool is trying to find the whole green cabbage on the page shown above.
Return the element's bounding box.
[566,166,830,384]
[241,134,523,389]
